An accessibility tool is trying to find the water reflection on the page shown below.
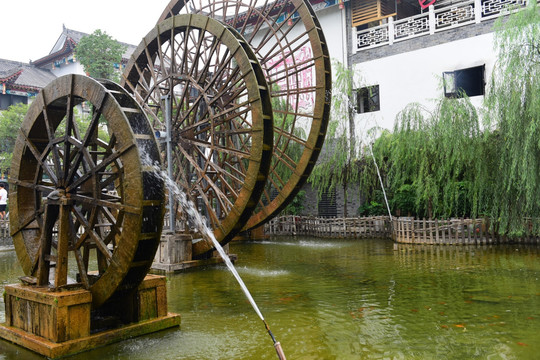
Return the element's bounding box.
[0,238,539,359]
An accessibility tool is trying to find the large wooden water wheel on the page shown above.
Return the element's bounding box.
[157,0,332,231]
[9,75,164,307]
[122,14,274,257]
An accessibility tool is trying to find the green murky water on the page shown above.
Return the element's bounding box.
[0,238,539,359]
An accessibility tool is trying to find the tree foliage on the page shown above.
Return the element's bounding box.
[481,1,540,235]
[375,95,482,219]
[75,29,126,81]
[0,104,110,178]
[0,103,28,173]
[308,60,360,216]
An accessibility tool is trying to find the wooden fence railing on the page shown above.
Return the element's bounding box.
[264,215,391,238]
[392,217,540,245]
[264,216,540,245]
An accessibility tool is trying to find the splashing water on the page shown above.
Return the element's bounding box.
[144,158,264,319]
[143,157,286,359]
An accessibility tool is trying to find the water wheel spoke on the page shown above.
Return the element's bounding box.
[73,248,90,288]
[66,142,133,193]
[142,47,162,97]
[11,179,55,194]
[61,90,76,185]
[240,2,279,46]
[184,28,203,79]
[66,108,104,183]
[39,99,64,179]
[19,130,59,185]
[71,205,113,264]
[272,147,299,174]
[10,209,44,238]
[100,206,119,230]
[201,173,236,211]
[193,182,222,228]
[195,160,238,211]
[197,45,235,91]
[184,137,250,160]
[210,100,252,128]
[223,160,248,181]
[74,226,89,249]
[267,171,286,195]
[204,160,244,197]
[70,193,138,215]
[174,98,208,132]
[100,170,121,190]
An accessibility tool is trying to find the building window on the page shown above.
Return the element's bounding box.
[443,65,485,98]
[355,85,380,113]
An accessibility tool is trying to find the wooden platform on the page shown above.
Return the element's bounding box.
[152,232,237,273]
[0,275,181,359]
[151,254,238,273]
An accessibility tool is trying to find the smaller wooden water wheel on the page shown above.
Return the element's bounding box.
[9,75,164,307]
[122,14,274,257]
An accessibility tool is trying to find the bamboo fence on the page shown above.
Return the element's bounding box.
[264,216,540,245]
[264,215,390,238]
[392,218,540,245]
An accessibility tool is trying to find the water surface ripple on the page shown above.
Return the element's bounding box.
[0,237,538,359]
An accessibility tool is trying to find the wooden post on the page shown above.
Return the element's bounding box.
[423,218,427,243]
[435,219,440,244]
[428,219,433,244]
[454,219,459,245]
[447,219,452,244]
[467,219,472,245]
[405,219,410,243]
[37,204,60,286]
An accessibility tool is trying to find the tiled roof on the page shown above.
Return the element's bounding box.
[0,58,56,91]
[63,27,136,57]
[34,26,137,66]
[64,28,87,44]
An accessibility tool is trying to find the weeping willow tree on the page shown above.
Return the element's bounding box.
[374,93,482,219]
[309,60,359,216]
[387,103,433,216]
[483,1,540,235]
[356,127,393,216]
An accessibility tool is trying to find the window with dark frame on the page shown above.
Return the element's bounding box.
[355,85,380,114]
[443,65,485,98]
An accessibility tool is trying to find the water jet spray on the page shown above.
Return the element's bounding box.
[146,161,287,359]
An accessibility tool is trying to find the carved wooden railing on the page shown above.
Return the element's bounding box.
[354,0,531,52]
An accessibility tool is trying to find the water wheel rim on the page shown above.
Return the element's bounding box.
[122,14,273,256]
[157,0,332,230]
[9,75,164,307]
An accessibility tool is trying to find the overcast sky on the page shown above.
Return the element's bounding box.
[1,0,172,63]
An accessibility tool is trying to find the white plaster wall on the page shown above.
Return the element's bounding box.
[51,62,85,77]
[316,6,347,64]
[353,32,496,137]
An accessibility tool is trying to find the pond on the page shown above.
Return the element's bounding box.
[0,238,538,359]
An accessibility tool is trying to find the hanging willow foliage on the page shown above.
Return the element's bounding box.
[308,60,360,216]
[385,96,481,218]
[483,1,540,235]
